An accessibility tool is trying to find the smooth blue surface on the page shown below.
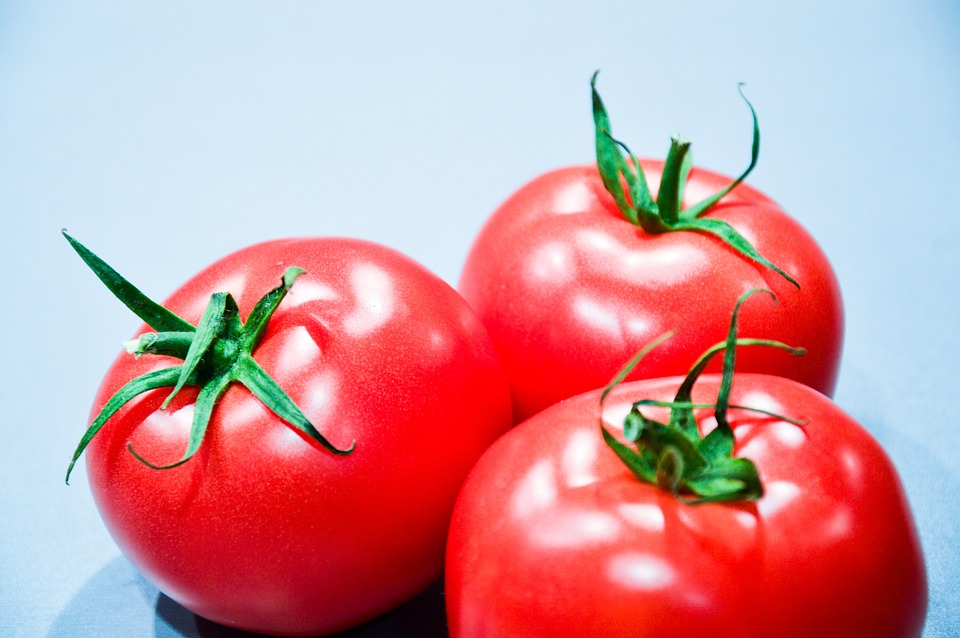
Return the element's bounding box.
[1,2,957,636]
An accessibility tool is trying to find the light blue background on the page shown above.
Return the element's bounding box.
[1,1,957,636]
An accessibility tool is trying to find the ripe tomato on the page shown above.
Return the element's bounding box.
[459,78,843,422]
[70,236,512,636]
[445,374,927,638]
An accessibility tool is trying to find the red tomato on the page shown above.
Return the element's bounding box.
[459,83,843,422]
[446,375,927,638]
[76,237,512,636]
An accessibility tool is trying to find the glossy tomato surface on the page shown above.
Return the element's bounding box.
[446,374,926,638]
[84,237,512,636]
[459,164,844,421]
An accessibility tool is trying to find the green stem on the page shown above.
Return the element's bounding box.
[656,135,693,225]
[123,332,195,359]
[62,230,195,333]
[599,289,806,504]
[589,74,798,288]
[65,367,182,484]
[64,234,353,485]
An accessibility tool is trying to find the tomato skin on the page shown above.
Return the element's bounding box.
[84,237,513,636]
[459,164,844,422]
[446,375,926,638]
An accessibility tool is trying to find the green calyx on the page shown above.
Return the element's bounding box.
[591,72,799,289]
[599,289,806,504]
[63,231,354,485]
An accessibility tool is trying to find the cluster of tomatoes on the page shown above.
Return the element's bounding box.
[67,76,926,637]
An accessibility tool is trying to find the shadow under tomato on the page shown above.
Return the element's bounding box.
[45,555,449,638]
[155,579,450,638]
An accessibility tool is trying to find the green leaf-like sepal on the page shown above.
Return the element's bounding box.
[599,329,676,408]
[161,292,230,410]
[589,75,798,288]
[123,332,194,359]
[680,84,760,221]
[234,355,355,456]
[656,135,693,225]
[66,367,182,483]
[601,425,656,484]
[64,235,353,484]
[685,456,763,503]
[672,218,799,288]
[598,289,806,504]
[129,372,232,470]
[62,230,195,333]
[592,72,656,226]
[242,266,306,350]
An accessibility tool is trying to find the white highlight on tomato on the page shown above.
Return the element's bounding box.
[757,480,801,518]
[550,179,593,215]
[273,326,322,376]
[141,399,194,440]
[769,421,806,448]
[575,228,709,287]
[562,428,600,488]
[281,280,339,308]
[617,502,666,533]
[821,508,853,541]
[573,294,621,337]
[299,368,340,423]
[526,241,575,284]
[343,263,395,337]
[512,460,558,516]
[533,509,622,548]
[734,391,807,450]
[607,552,675,591]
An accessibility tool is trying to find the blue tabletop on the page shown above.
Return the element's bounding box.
[1,1,957,636]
